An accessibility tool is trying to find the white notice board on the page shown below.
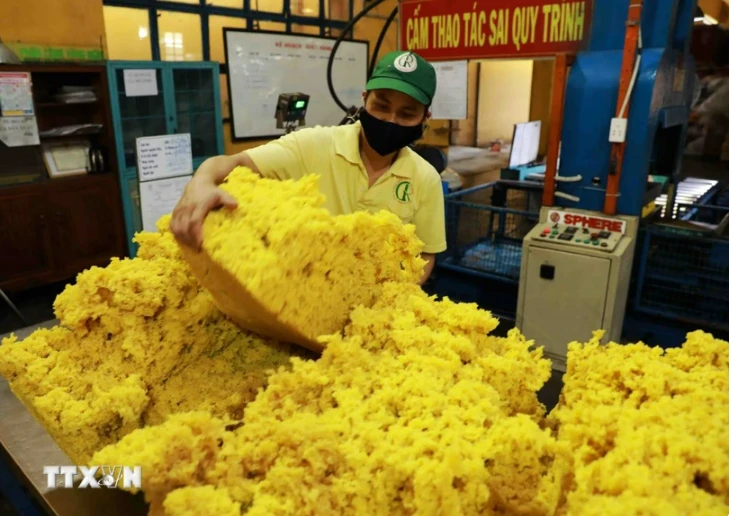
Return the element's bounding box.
[136,134,193,182]
[509,121,542,168]
[123,69,158,97]
[136,133,193,232]
[139,176,191,232]
[225,30,368,140]
[430,61,468,120]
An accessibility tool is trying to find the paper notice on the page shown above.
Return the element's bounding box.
[430,61,468,121]
[0,116,40,147]
[136,133,193,182]
[123,69,158,97]
[0,72,34,116]
[140,175,192,232]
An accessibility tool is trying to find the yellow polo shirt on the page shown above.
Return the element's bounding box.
[246,122,447,254]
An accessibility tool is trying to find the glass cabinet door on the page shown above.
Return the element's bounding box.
[171,67,220,166]
[114,67,168,172]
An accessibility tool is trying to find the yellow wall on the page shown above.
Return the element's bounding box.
[0,0,105,48]
[476,60,534,146]
[104,6,153,60]
[699,0,729,25]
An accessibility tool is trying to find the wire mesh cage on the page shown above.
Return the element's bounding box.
[439,181,541,283]
[634,205,729,330]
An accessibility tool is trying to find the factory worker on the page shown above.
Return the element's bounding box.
[171,50,446,285]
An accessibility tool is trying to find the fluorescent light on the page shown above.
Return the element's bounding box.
[695,15,718,24]
[138,27,149,39]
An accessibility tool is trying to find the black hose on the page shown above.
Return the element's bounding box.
[327,0,387,112]
[368,6,399,77]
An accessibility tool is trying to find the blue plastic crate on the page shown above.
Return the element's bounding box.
[438,181,541,283]
[634,224,729,330]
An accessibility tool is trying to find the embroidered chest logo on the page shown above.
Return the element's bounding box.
[395,181,412,203]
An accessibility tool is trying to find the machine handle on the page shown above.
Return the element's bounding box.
[540,264,555,280]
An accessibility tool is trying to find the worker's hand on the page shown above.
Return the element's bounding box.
[170,176,238,250]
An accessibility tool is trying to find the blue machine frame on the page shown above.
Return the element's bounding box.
[435,0,729,344]
[556,0,699,216]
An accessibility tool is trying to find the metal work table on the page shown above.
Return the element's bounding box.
[0,321,148,516]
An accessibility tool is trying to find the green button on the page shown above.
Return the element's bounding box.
[549,235,556,239]
[592,240,599,246]
[575,239,582,243]
[552,229,558,235]
[584,239,591,244]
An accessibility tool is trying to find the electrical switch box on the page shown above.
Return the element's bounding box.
[609,117,628,142]
[516,207,638,371]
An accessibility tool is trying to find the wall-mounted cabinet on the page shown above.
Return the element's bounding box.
[0,64,127,292]
[107,61,223,256]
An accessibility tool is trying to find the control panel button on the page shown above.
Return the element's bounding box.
[564,227,578,234]
[582,228,589,234]
[601,242,608,247]
[551,229,559,235]
[540,233,546,237]
[549,235,556,239]
[598,231,611,239]
[558,233,573,241]
[590,233,599,240]
[575,239,582,243]
[584,239,591,244]
[542,228,550,235]
[592,240,600,246]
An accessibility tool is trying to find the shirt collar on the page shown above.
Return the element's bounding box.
[335,121,414,178]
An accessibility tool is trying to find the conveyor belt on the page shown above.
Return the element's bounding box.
[655,177,719,218]
[0,322,148,516]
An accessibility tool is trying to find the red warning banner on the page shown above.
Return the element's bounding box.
[399,0,593,60]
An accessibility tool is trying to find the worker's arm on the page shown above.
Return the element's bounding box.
[193,151,262,186]
[419,253,436,285]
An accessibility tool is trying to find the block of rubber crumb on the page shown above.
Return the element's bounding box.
[0,223,298,467]
[0,328,151,465]
[91,412,229,508]
[145,332,299,424]
[86,281,564,516]
[483,415,573,516]
[344,283,550,420]
[179,167,425,351]
[162,486,241,516]
[551,331,729,515]
[32,375,149,464]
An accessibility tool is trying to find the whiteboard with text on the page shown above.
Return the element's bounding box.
[225,30,368,140]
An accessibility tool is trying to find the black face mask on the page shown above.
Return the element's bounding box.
[359,108,425,157]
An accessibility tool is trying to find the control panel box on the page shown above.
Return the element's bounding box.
[531,223,622,252]
[516,207,639,371]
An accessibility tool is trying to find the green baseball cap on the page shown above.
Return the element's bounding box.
[366,51,436,106]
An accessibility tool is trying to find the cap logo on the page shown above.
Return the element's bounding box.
[394,53,418,73]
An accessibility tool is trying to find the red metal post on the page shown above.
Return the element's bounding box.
[604,0,643,215]
[542,53,569,207]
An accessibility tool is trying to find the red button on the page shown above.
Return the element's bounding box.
[542,228,550,234]
[590,233,599,240]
